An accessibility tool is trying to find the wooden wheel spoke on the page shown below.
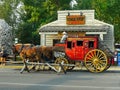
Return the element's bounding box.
[96,63,102,68]
[86,60,93,63]
[86,56,92,60]
[96,51,99,57]
[86,64,95,69]
[98,52,103,58]
[86,56,93,60]
[99,60,106,65]
[93,50,97,57]
[86,62,94,67]
[99,56,105,60]
[90,51,95,57]
[94,64,104,72]
[87,54,93,59]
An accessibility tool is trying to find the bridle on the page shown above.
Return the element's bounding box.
[12,44,24,55]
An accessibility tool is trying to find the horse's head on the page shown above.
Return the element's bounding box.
[12,44,17,54]
[12,44,24,55]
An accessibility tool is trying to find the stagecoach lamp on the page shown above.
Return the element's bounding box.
[15,38,18,44]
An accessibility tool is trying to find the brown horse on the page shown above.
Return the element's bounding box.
[40,46,53,62]
[12,44,54,73]
[12,43,34,60]
[19,45,53,62]
[19,46,42,62]
[12,43,38,73]
[19,46,53,73]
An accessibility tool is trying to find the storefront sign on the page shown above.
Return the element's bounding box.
[66,15,85,25]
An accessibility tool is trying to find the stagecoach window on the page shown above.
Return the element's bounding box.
[67,41,72,49]
[77,41,83,46]
[89,41,94,48]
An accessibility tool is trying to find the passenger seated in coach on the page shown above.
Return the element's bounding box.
[60,32,68,43]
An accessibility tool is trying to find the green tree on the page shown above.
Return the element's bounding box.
[73,0,92,9]
[105,0,120,43]
[73,0,120,43]
[17,0,71,45]
[0,0,21,41]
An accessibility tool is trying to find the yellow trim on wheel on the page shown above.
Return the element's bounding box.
[84,49,108,73]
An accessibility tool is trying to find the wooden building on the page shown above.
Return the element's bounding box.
[39,10,114,52]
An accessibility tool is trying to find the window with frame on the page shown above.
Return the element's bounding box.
[77,41,83,46]
[89,41,94,48]
[67,41,72,49]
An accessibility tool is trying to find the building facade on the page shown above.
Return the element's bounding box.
[39,10,114,52]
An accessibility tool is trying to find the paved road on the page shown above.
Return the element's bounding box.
[0,67,120,90]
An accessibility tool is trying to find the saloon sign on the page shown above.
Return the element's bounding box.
[66,13,85,25]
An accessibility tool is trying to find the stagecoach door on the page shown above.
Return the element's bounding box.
[75,40,95,60]
[84,40,95,56]
[75,40,84,60]
[66,40,84,60]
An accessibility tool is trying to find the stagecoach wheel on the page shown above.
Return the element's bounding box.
[54,57,69,71]
[84,49,108,73]
[104,57,112,71]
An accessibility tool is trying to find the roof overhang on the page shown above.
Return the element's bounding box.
[39,25,109,32]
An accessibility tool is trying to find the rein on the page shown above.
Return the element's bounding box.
[18,44,24,54]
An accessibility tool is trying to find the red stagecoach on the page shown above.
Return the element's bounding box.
[53,36,114,73]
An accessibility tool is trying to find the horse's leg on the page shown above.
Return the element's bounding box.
[14,54,17,61]
[24,59,29,72]
[36,56,43,71]
[20,59,29,73]
[20,62,25,73]
[36,60,44,71]
[29,58,37,71]
[38,58,45,70]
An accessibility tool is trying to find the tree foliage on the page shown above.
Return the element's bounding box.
[17,0,71,44]
[74,0,120,43]
[0,0,20,40]
[0,0,120,44]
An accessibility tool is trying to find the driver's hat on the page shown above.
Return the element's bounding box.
[62,31,67,35]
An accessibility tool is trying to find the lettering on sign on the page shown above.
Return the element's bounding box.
[66,15,85,25]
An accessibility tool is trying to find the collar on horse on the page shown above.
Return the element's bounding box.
[18,44,24,54]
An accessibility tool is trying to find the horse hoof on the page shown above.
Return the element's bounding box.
[20,71,23,74]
